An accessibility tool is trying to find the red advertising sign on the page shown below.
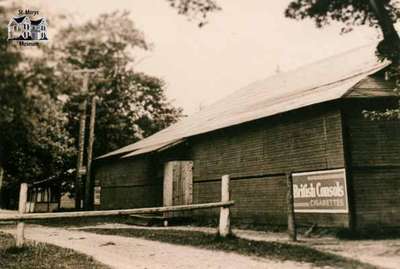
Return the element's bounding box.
[292,169,348,213]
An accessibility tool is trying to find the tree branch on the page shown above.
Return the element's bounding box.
[369,0,400,62]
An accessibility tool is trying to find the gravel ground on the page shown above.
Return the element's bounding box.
[0,225,315,269]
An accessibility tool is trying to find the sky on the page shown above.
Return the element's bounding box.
[7,0,382,114]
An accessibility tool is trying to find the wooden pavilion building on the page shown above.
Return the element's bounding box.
[94,44,400,230]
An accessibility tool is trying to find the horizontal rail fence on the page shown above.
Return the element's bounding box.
[0,175,234,247]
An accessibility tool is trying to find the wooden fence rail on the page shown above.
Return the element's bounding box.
[1,175,234,247]
[0,201,235,221]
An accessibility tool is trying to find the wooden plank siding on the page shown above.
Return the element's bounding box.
[101,185,162,210]
[93,66,400,229]
[95,156,162,209]
[344,76,396,98]
[94,96,400,228]
[342,98,400,228]
[190,105,345,181]
[188,103,347,226]
[94,103,347,226]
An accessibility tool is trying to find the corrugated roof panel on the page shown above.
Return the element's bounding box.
[98,44,389,160]
[120,143,167,159]
[120,139,184,158]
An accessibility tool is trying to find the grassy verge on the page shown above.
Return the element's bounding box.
[336,227,400,240]
[22,215,400,240]
[23,215,132,228]
[82,228,378,269]
[0,232,109,269]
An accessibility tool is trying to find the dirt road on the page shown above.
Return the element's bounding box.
[79,224,400,269]
[1,225,314,269]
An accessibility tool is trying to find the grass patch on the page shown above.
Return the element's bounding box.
[191,217,290,233]
[0,232,109,269]
[82,228,378,269]
[26,215,131,228]
[336,227,400,240]
[28,215,193,228]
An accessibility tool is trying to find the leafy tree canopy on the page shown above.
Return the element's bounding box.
[0,5,75,207]
[285,0,399,29]
[167,0,221,27]
[284,0,400,119]
[0,8,183,207]
[285,0,400,61]
[49,11,183,156]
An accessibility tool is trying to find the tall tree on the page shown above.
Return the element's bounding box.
[1,8,182,207]
[285,0,400,62]
[168,0,400,61]
[49,11,183,157]
[0,6,75,208]
[284,0,400,119]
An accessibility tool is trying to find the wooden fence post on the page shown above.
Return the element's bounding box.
[286,173,297,241]
[16,183,28,247]
[0,165,4,208]
[218,175,231,237]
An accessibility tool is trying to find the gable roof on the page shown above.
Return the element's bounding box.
[97,44,390,160]
[31,18,46,25]
[11,16,27,24]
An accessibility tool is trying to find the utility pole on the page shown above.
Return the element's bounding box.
[75,72,89,210]
[84,95,97,210]
[286,172,297,241]
[74,69,98,210]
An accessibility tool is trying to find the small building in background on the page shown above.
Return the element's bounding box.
[25,170,75,213]
[27,178,60,213]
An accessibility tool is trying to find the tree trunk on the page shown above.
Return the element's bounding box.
[369,0,400,63]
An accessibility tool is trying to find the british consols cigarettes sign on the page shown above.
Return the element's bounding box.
[292,169,349,213]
